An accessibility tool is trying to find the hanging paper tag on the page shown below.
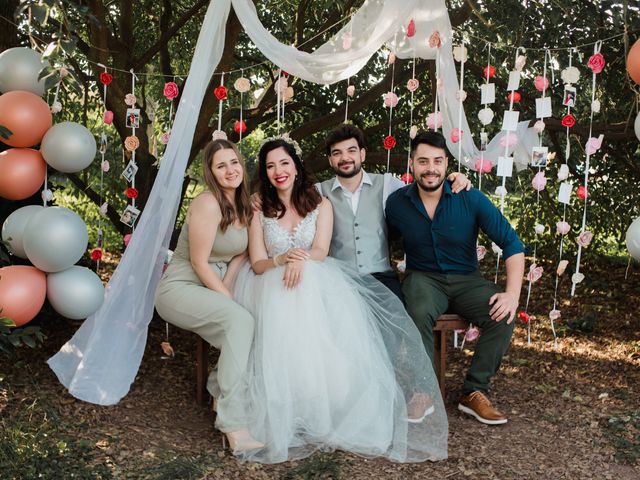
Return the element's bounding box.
[497,156,514,177]
[535,97,552,118]
[507,71,521,91]
[501,111,519,131]
[558,182,572,204]
[480,83,496,104]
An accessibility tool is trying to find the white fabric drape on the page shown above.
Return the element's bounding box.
[49,0,535,405]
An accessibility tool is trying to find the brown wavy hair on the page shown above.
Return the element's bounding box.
[202,139,252,231]
[257,139,321,219]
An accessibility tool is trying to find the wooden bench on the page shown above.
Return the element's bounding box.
[194,313,469,405]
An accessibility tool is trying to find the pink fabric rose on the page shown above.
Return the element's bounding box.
[527,264,544,283]
[474,158,492,173]
[383,92,399,108]
[533,120,545,133]
[556,221,571,235]
[426,112,443,130]
[428,31,441,48]
[103,110,114,125]
[557,260,569,276]
[346,85,355,97]
[406,78,419,92]
[124,93,136,106]
[588,53,605,74]
[534,75,549,92]
[163,81,179,100]
[450,128,462,143]
[531,171,547,191]
[576,230,594,247]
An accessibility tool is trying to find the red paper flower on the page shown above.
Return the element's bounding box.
[163,81,179,100]
[383,135,396,150]
[91,248,103,261]
[99,72,113,86]
[587,53,605,74]
[234,120,247,134]
[577,185,587,199]
[126,187,139,199]
[483,65,496,79]
[407,19,416,38]
[507,91,521,103]
[518,311,530,324]
[281,71,289,77]
[561,114,576,128]
[214,85,228,100]
[401,172,413,184]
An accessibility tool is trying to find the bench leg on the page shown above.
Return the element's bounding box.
[195,336,208,406]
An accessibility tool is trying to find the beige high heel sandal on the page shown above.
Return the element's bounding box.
[221,429,264,454]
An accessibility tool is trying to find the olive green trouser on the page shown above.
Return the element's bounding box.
[402,270,515,394]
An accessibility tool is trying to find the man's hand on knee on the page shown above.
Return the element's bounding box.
[488,291,519,323]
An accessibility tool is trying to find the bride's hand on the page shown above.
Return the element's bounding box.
[283,260,304,289]
[282,248,310,263]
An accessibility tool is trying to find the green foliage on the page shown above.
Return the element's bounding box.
[0,409,113,479]
[604,410,640,464]
[138,451,219,480]
[0,317,45,355]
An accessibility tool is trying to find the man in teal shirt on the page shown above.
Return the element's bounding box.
[386,131,525,426]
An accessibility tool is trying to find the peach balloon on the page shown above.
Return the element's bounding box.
[627,38,640,85]
[0,149,46,200]
[0,265,46,327]
[0,90,52,147]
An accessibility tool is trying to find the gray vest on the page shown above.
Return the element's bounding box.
[320,174,391,275]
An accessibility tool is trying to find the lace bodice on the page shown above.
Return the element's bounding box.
[261,208,319,257]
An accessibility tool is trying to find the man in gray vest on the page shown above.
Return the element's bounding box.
[316,124,470,299]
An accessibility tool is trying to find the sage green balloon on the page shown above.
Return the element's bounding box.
[1,205,44,258]
[0,47,49,95]
[41,122,97,173]
[23,207,88,272]
[47,266,104,319]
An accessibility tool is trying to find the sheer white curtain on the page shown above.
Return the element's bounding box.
[49,0,534,405]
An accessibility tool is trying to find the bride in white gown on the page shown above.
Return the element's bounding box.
[233,137,448,464]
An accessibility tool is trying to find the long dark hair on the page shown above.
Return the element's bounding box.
[202,139,252,231]
[257,139,321,219]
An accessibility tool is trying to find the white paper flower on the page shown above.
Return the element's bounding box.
[515,55,527,72]
[274,76,288,94]
[478,107,494,125]
[549,309,561,321]
[534,223,545,235]
[453,45,468,62]
[283,86,294,102]
[556,221,571,235]
[409,125,417,139]
[571,272,585,284]
[557,260,569,275]
[491,242,503,255]
[591,99,601,113]
[533,120,546,133]
[212,130,227,140]
[100,202,108,217]
[456,89,467,101]
[233,77,251,93]
[557,164,569,181]
[41,189,53,202]
[50,101,62,113]
[561,66,580,85]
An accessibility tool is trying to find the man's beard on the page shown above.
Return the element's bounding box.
[416,173,445,192]
[334,161,362,178]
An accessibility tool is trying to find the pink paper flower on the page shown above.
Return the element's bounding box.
[101,160,110,172]
[549,310,561,321]
[428,31,441,48]
[534,223,545,235]
[534,75,549,92]
[124,135,139,152]
[476,245,487,261]
[50,101,62,114]
[383,92,399,108]
[123,233,132,247]
[407,19,416,38]
[527,263,544,283]
[426,111,443,130]
[500,132,519,148]
[409,125,417,139]
[576,230,594,247]
[450,128,462,143]
[346,85,355,97]
[474,158,492,173]
[211,130,227,140]
[388,52,396,65]
[531,171,547,191]
[588,53,605,74]
[556,221,571,235]
[533,120,546,133]
[464,326,480,342]
[585,136,603,155]
[234,77,251,93]
[163,81,179,100]
[406,78,419,92]
[103,110,114,125]
[557,260,569,276]
[124,93,136,106]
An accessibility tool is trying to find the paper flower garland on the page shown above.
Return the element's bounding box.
[212,130,227,140]
[407,19,416,38]
[124,135,139,152]
[561,66,580,84]
[474,158,492,173]
[588,52,605,74]
[533,120,545,133]
[126,187,139,199]
[103,110,114,125]
[51,101,62,113]
[346,85,355,97]
[406,78,419,92]
[214,85,228,100]
[234,77,251,93]
[531,171,547,191]
[99,72,113,86]
[478,107,494,125]
[526,264,544,283]
[163,82,179,100]
[562,114,576,128]
[476,245,487,261]
[483,65,496,79]
[534,76,549,92]
[557,164,569,180]
[453,45,467,62]
[383,92,399,108]
[124,93,136,106]
[556,221,571,235]
[234,120,247,134]
[426,112,443,129]
[507,91,521,103]
[557,260,569,275]
[91,248,103,261]
[383,135,396,150]
[515,55,527,72]
[518,311,530,324]
[577,185,587,199]
[409,125,417,139]
[428,31,441,48]
[450,128,462,143]
[401,172,413,184]
[576,230,594,247]
[534,223,545,235]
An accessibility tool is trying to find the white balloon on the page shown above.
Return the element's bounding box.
[0,47,49,95]
[47,266,104,319]
[634,112,640,142]
[41,122,97,173]
[23,207,88,272]
[626,217,640,261]
[1,205,44,258]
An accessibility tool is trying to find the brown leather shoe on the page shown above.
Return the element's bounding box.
[406,392,435,423]
[458,391,507,425]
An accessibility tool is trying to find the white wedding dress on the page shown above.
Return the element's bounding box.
[233,208,448,464]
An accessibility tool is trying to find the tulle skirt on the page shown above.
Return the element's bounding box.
[233,258,448,464]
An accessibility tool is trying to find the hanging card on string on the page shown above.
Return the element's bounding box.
[501,111,519,131]
[535,97,552,118]
[507,71,521,91]
[497,156,514,177]
[558,182,572,204]
[480,83,495,104]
